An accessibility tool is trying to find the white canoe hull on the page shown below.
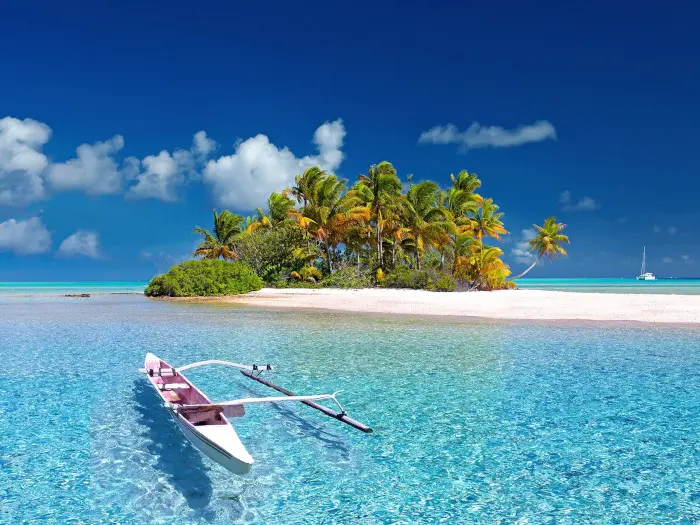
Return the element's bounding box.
[173,412,253,475]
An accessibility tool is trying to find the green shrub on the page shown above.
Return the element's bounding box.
[426,273,456,292]
[271,279,321,289]
[233,224,305,283]
[144,259,263,297]
[321,267,373,289]
[381,267,455,291]
[300,266,323,282]
[380,267,430,289]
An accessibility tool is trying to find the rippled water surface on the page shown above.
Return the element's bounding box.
[1,295,699,524]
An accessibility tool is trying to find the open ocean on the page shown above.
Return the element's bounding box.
[1,284,699,524]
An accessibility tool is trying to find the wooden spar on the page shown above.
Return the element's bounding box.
[240,370,373,434]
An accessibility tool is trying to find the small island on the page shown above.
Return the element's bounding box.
[146,164,569,297]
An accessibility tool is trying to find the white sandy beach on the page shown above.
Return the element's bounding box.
[185,288,700,324]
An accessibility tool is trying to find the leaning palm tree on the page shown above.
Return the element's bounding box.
[193,209,244,260]
[512,217,570,278]
[357,161,403,267]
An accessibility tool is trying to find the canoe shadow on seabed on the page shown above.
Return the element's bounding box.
[132,379,240,519]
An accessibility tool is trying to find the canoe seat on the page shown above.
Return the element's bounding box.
[158,383,190,391]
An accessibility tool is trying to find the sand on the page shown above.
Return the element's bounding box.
[176,288,700,324]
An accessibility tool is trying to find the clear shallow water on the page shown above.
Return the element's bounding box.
[516,277,700,294]
[1,295,700,524]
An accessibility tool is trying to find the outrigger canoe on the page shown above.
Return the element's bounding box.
[140,353,371,474]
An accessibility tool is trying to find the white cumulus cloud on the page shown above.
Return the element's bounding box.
[203,119,346,209]
[559,190,600,212]
[193,131,216,157]
[48,135,125,195]
[57,230,101,259]
[126,150,189,201]
[0,117,52,205]
[662,256,673,264]
[1,116,345,207]
[418,120,556,149]
[126,131,213,201]
[0,217,51,254]
[511,228,537,264]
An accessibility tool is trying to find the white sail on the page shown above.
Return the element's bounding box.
[637,246,656,280]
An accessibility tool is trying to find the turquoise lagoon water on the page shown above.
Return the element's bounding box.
[2,278,700,297]
[0,281,147,295]
[1,294,700,524]
[515,277,700,294]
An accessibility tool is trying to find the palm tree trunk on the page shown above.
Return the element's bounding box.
[512,256,541,279]
[325,243,334,274]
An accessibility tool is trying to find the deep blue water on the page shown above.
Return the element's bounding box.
[1,295,699,524]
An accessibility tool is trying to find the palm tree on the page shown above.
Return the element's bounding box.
[193,209,244,260]
[288,166,326,207]
[246,192,295,232]
[290,174,370,273]
[475,246,513,290]
[450,170,482,196]
[473,197,507,241]
[404,181,455,269]
[357,161,402,267]
[512,217,570,278]
[438,172,480,232]
[344,223,373,267]
[453,240,510,290]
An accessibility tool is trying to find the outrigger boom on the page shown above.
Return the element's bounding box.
[177,391,346,412]
[241,369,373,433]
[140,354,372,475]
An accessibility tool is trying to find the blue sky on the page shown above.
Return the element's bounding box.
[1,1,698,280]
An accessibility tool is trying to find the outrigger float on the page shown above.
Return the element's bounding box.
[140,353,372,474]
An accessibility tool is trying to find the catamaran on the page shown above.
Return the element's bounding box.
[637,246,656,280]
[140,353,372,474]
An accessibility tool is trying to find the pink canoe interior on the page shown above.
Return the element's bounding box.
[145,356,243,425]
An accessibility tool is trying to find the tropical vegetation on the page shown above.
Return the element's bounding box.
[145,259,263,297]
[184,164,569,291]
